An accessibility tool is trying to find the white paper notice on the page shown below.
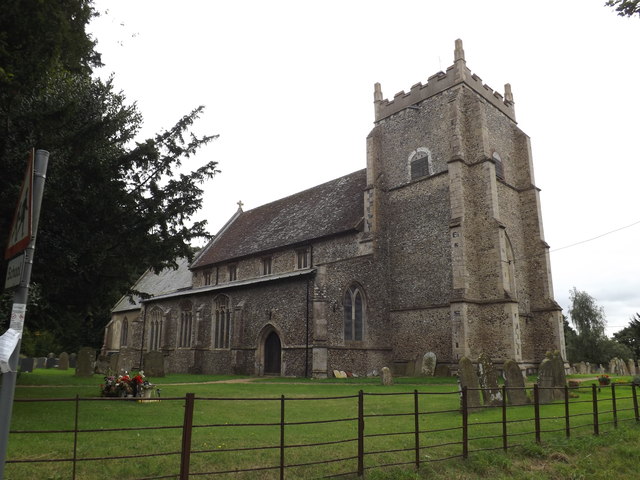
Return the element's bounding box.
[0,328,21,373]
[10,303,26,332]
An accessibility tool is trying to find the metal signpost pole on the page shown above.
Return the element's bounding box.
[0,150,49,477]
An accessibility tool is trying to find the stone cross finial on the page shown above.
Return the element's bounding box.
[454,39,465,62]
[237,200,244,210]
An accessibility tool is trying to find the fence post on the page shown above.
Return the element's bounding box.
[461,386,468,459]
[358,390,364,477]
[413,390,420,470]
[72,394,79,480]
[533,384,541,444]
[501,385,507,451]
[180,393,195,480]
[564,385,570,438]
[611,383,618,429]
[591,384,599,436]
[280,395,285,480]
[633,383,639,423]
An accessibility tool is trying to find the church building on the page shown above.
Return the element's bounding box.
[103,40,565,377]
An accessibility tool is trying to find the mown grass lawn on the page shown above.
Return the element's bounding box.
[3,369,639,479]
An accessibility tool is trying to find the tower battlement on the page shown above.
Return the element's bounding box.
[374,39,516,123]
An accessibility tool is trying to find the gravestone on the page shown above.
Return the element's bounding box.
[457,356,481,409]
[551,351,567,400]
[434,364,451,377]
[381,366,393,386]
[503,359,529,405]
[585,362,592,374]
[477,353,502,406]
[95,355,110,375]
[69,353,77,368]
[45,356,57,369]
[537,354,558,404]
[144,351,166,377]
[109,353,120,373]
[58,352,69,370]
[75,347,95,377]
[36,357,47,368]
[609,357,628,376]
[20,357,35,373]
[628,359,637,376]
[578,361,587,374]
[421,352,437,376]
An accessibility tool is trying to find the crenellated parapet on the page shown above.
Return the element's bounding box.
[374,39,516,123]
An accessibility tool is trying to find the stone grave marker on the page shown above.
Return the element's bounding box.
[144,351,166,377]
[551,351,567,400]
[75,347,95,377]
[503,359,529,405]
[36,357,47,369]
[45,356,57,369]
[457,356,481,409]
[69,353,77,368]
[537,355,556,404]
[109,353,120,373]
[381,366,393,386]
[628,359,637,376]
[578,361,587,374]
[477,353,502,406]
[421,352,437,376]
[58,352,69,370]
[20,357,35,373]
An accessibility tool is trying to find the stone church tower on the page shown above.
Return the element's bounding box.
[365,39,565,371]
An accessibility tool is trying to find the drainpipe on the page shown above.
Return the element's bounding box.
[305,278,310,378]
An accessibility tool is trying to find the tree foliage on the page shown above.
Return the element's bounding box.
[613,314,640,359]
[606,0,640,18]
[0,1,218,352]
[567,288,609,364]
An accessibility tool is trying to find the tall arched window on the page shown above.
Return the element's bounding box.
[213,295,231,349]
[179,302,193,348]
[492,152,504,181]
[409,148,433,181]
[120,318,129,347]
[149,308,163,351]
[344,285,365,341]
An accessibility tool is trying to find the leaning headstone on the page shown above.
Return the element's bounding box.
[36,357,47,369]
[75,347,95,377]
[628,359,637,376]
[109,353,120,373]
[69,353,77,368]
[20,357,35,373]
[503,359,529,405]
[144,351,166,377]
[58,352,69,370]
[477,353,502,406]
[381,366,393,386]
[434,364,451,377]
[537,355,556,404]
[421,352,437,376]
[457,356,481,409]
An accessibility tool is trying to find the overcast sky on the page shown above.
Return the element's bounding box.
[89,0,640,337]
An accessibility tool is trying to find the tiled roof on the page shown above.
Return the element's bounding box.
[111,257,192,313]
[192,169,366,268]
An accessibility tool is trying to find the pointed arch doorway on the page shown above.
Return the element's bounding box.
[264,331,281,375]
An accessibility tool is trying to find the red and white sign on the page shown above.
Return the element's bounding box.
[4,150,33,259]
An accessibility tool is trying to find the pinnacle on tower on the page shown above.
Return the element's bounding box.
[454,39,465,63]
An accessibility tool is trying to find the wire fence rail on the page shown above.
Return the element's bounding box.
[5,382,639,479]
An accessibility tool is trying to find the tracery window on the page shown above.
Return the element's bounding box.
[344,284,365,341]
[409,148,432,181]
[120,318,129,347]
[179,302,193,348]
[213,295,231,349]
[149,308,163,351]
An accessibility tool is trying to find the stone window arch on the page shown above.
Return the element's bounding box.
[408,147,433,181]
[148,307,164,351]
[120,318,129,347]
[213,295,231,349]
[179,301,193,348]
[344,284,366,341]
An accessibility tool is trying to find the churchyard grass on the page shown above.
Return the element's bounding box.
[5,370,639,479]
